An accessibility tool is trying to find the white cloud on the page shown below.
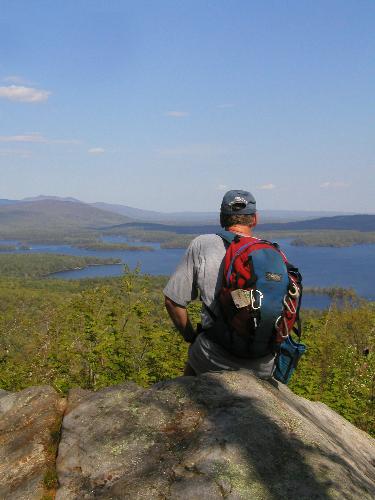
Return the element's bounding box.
[258,183,276,190]
[0,133,80,145]
[0,133,47,143]
[88,147,105,155]
[320,181,349,189]
[0,85,51,102]
[165,111,189,118]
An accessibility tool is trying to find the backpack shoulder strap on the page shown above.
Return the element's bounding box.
[203,230,237,323]
[216,229,237,244]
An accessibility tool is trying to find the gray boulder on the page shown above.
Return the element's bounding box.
[56,371,375,499]
[0,385,66,499]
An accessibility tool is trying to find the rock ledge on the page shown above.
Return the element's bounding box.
[1,372,374,499]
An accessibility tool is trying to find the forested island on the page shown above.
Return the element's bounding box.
[74,241,155,251]
[0,244,18,251]
[160,235,194,248]
[290,231,375,247]
[0,244,32,251]
[0,253,121,279]
[303,286,357,298]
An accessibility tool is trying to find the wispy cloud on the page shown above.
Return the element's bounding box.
[88,147,105,155]
[0,133,47,143]
[0,85,51,103]
[0,133,80,144]
[165,111,189,118]
[218,184,228,191]
[320,181,349,189]
[258,183,276,190]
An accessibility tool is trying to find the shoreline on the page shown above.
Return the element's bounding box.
[46,261,123,277]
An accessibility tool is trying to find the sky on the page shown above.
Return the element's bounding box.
[0,0,374,213]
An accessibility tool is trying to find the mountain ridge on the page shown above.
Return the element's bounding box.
[103,213,375,234]
[0,195,362,224]
[1,197,374,239]
[0,200,130,240]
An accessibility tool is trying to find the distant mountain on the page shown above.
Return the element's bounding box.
[0,195,368,233]
[22,195,81,203]
[91,202,166,221]
[105,214,375,236]
[92,202,220,223]
[103,222,221,234]
[0,200,130,239]
[258,210,355,223]
[92,201,353,224]
[257,214,375,232]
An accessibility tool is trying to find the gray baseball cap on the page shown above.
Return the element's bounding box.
[220,189,256,215]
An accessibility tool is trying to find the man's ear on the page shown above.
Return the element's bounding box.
[252,212,258,228]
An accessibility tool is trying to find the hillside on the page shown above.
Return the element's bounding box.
[104,221,220,234]
[0,200,130,241]
[258,214,375,232]
[0,271,374,498]
[22,195,81,203]
[92,201,169,221]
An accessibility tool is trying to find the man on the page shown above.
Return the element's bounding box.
[163,189,276,378]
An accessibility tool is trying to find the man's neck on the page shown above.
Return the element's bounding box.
[226,224,253,237]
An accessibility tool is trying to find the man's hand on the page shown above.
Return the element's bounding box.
[164,296,197,343]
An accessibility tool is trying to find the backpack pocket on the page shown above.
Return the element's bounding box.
[273,335,306,384]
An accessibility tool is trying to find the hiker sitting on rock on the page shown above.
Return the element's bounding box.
[164,189,302,379]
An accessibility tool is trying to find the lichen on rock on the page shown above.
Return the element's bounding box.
[56,371,375,499]
[1,371,374,499]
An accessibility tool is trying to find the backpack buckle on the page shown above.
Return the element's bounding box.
[283,295,297,314]
[275,315,289,339]
[251,289,263,310]
[288,282,300,298]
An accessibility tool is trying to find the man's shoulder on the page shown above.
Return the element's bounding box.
[189,233,224,249]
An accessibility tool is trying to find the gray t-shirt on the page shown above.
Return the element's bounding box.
[163,234,227,328]
[164,233,276,378]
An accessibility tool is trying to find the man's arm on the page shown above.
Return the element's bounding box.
[164,296,197,343]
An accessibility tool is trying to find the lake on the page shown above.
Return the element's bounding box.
[1,236,374,309]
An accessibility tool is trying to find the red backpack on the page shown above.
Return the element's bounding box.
[210,231,302,358]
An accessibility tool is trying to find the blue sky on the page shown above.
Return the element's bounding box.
[0,0,374,212]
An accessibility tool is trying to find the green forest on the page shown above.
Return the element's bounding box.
[0,265,373,437]
[74,241,154,251]
[0,253,121,279]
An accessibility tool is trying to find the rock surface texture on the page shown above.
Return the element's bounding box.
[56,371,375,499]
[1,372,374,499]
[0,385,65,499]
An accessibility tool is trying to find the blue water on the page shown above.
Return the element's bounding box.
[1,237,374,309]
